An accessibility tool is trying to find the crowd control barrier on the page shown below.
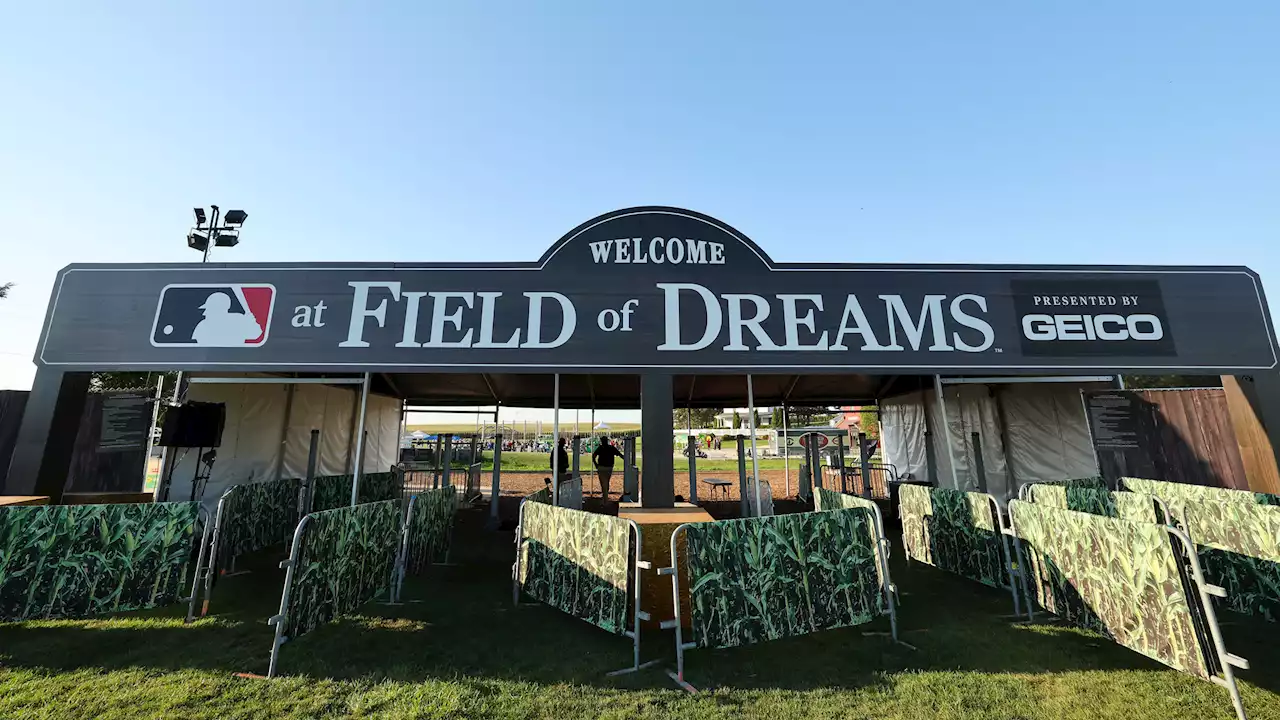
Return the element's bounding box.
[267,499,403,677]
[897,484,1021,615]
[309,471,401,513]
[512,496,655,676]
[1009,500,1250,720]
[210,478,303,576]
[660,506,892,692]
[1027,484,1164,525]
[0,501,210,624]
[1122,477,1280,622]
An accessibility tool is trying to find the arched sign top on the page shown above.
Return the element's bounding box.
[535,206,774,273]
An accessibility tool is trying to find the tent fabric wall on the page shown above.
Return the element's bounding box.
[170,380,400,507]
[1001,384,1102,493]
[881,392,929,484]
[880,381,1105,502]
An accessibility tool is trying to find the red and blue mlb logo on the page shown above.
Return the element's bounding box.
[150,284,276,347]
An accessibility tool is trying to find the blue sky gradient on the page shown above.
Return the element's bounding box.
[1,2,1276,421]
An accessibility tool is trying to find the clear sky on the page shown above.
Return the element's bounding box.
[1,2,1277,424]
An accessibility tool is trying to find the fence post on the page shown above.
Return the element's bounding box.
[441,434,454,489]
[972,431,988,493]
[687,434,698,503]
[302,429,319,515]
[859,432,871,498]
[737,436,749,517]
[488,434,503,530]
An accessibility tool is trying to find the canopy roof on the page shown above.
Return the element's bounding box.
[223,372,937,409]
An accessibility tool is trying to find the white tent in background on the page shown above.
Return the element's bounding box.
[594,421,611,431]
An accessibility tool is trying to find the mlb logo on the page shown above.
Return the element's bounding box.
[151,284,276,347]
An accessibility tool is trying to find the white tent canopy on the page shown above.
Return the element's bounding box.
[880,378,1107,502]
[167,376,401,507]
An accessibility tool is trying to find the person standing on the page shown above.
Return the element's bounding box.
[550,437,569,482]
[591,435,624,500]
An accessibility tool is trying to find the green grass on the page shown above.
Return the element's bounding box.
[0,507,1277,719]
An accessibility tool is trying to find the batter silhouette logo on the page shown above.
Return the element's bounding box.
[150,284,276,347]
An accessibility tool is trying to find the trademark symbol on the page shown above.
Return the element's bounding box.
[994,348,1004,353]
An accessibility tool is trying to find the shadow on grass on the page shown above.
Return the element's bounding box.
[0,509,1276,696]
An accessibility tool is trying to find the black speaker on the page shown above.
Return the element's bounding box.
[159,402,226,448]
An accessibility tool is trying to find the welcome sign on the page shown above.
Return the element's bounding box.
[34,207,1278,374]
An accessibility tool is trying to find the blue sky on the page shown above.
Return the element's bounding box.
[1,2,1276,422]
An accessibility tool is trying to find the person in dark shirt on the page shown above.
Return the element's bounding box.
[550,437,570,482]
[592,435,625,500]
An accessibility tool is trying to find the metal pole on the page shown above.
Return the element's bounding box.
[934,375,961,490]
[398,400,408,466]
[273,384,296,482]
[349,372,371,506]
[488,434,503,529]
[737,436,749,517]
[782,403,790,498]
[552,374,561,506]
[303,429,319,514]
[747,376,763,517]
[687,433,697,502]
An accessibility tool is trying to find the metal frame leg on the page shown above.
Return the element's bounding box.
[1005,501,1037,623]
[607,521,661,676]
[265,516,311,678]
[988,493,1022,618]
[658,524,698,692]
[1167,527,1250,720]
[185,506,214,623]
[391,495,417,604]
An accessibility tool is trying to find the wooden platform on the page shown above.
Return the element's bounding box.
[0,496,50,507]
[618,502,715,629]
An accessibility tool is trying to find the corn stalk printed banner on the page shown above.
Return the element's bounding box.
[683,508,884,649]
[1121,477,1280,510]
[217,478,303,570]
[815,486,876,513]
[1182,502,1280,621]
[280,499,402,641]
[813,487,885,586]
[0,502,200,621]
[405,489,458,573]
[898,484,1008,589]
[310,472,400,513]
[1010,500,1213,679]
[517,502,631,634]
[1031,485,1158,525]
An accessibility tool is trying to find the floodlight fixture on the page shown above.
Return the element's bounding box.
[193,207,207,227]
[214,230,240,247]
[222,209,248,226]
[187,229,210,252]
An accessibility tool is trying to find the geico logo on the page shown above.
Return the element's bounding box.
[1022,313,1164,341]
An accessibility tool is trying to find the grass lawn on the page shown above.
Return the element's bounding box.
[0,505,1276,719]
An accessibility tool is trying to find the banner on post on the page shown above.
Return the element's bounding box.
[682,507,884,649]
[0,502,200,621]
[516,502,631,634]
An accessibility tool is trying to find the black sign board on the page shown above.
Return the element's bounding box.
[1085,392,1143,450]
[97,392,152,452]
[33,207,1278,375]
